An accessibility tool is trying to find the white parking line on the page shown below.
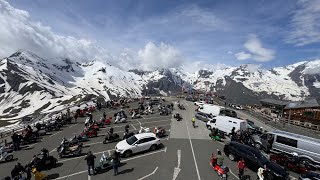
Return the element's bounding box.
[131,124,137,130]
[69,124,77,128]
[55,148,166,179]
[138,166,158,180]
[186,120,201,180]
[229,169,239,179]
[49,148,56,154]
[50,131,61,137]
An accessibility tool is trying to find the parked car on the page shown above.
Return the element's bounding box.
[299,171,320,180]
[115,133,160,157]
[195,112,215,122]
[224,141,289,180]
[194,101,206,106]
[258,131,320,166]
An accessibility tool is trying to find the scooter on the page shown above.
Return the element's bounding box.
[57,145,82,158]
[0,146,14,162]
[139,127,151,134]
[94,153,112,172]
[103,133,120,144]
[210,157,229,180]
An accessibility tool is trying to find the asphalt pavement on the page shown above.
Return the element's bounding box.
[0,99,300,180]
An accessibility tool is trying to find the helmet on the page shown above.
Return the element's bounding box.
[291,152,298,157]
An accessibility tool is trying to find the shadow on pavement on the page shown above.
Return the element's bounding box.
[117,167,134,175]
[47,173,60,179]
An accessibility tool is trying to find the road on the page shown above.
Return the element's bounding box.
[0,99,299,180]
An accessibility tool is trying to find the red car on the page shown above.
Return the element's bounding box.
[81,128,98,138]
[270,153,316,174]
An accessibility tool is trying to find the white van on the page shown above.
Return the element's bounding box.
[206,116,247,135]
[200,104,237,118]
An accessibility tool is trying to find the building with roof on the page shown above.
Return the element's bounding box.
[259,98,290,116]
[283,99,320,124]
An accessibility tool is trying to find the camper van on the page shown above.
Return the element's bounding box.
[258,131,320,165]
[206,116,247,135]
[199,104,237,118]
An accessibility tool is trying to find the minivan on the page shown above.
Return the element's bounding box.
[258,131,320,165]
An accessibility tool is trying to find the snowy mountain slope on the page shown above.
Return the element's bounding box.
[0,50,319,120]
[0,51,144,120]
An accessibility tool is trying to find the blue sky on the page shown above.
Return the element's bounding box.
[1,0,320,70]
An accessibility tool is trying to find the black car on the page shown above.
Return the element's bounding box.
[224,141,289,180]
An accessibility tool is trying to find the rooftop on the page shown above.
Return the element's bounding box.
[260,98,289,106]
[284,99,320,109]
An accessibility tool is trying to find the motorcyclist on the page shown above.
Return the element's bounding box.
[40,148,49,161]
[214,150,224,166]
[88,113,93,124]
[11,163,25,179]
[35,123,42,131]
[125,125,129,134]
[289,152,299,166]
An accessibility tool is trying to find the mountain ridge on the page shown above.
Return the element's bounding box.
[0,50,319,120]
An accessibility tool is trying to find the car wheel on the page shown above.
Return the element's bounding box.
[254,143,261,150]
[228,154,235,161]
[5,155,13,161]
[123,150,132,158]
[207,125,211,130]
[150,144,157,151]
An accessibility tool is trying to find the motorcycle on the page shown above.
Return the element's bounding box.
[31,154,57,171]
[123,132,135,140]
[103,132,120,144]
[68,136,85,146]
[132,111,142,119]
[94,153,112,172]
[173,113,182,121]
[153,127,166,138]
[159,109,169,116]
[270,153,317,174]
[210,156,229,180]
[139,126,151,134]
[114,116,127,124]
[44,121,60,131]
[57,144,82,158]
[0,146,14,162]
[178,104,186,110]
[81,128,98,138]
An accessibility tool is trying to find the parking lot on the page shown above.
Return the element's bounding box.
[0,99,300,180]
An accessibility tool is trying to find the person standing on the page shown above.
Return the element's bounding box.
[237,158,246,179]
[84,151,96,176]
[191,117,196,128]
[112,151,120,176]
[11,133,20,151]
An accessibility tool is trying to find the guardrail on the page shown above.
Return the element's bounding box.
[0,101,94,140]
[248,109,320,132]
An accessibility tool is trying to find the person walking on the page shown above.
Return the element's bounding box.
[84,151,96,176]
[191,117,196,128]
[112,151,120,176]
[237,158,246,179]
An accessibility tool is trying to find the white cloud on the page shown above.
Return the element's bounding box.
[235,35,275,62]
[227,51,233,54]
[182,61,230,73]
[0,0,116,64]
[245,64,262,73]
[286,0,320,46]
[137,42,184,71]
[235,52,252,60]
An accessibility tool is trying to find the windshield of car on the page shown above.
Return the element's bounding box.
[126,136,138,145]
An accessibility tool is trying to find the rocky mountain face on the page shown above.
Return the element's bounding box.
[0,50,319,120]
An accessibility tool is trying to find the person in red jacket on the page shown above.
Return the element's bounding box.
[237,158,246,179]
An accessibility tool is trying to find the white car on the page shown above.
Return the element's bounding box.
[194,101,205,106]
[115,133,160,157]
